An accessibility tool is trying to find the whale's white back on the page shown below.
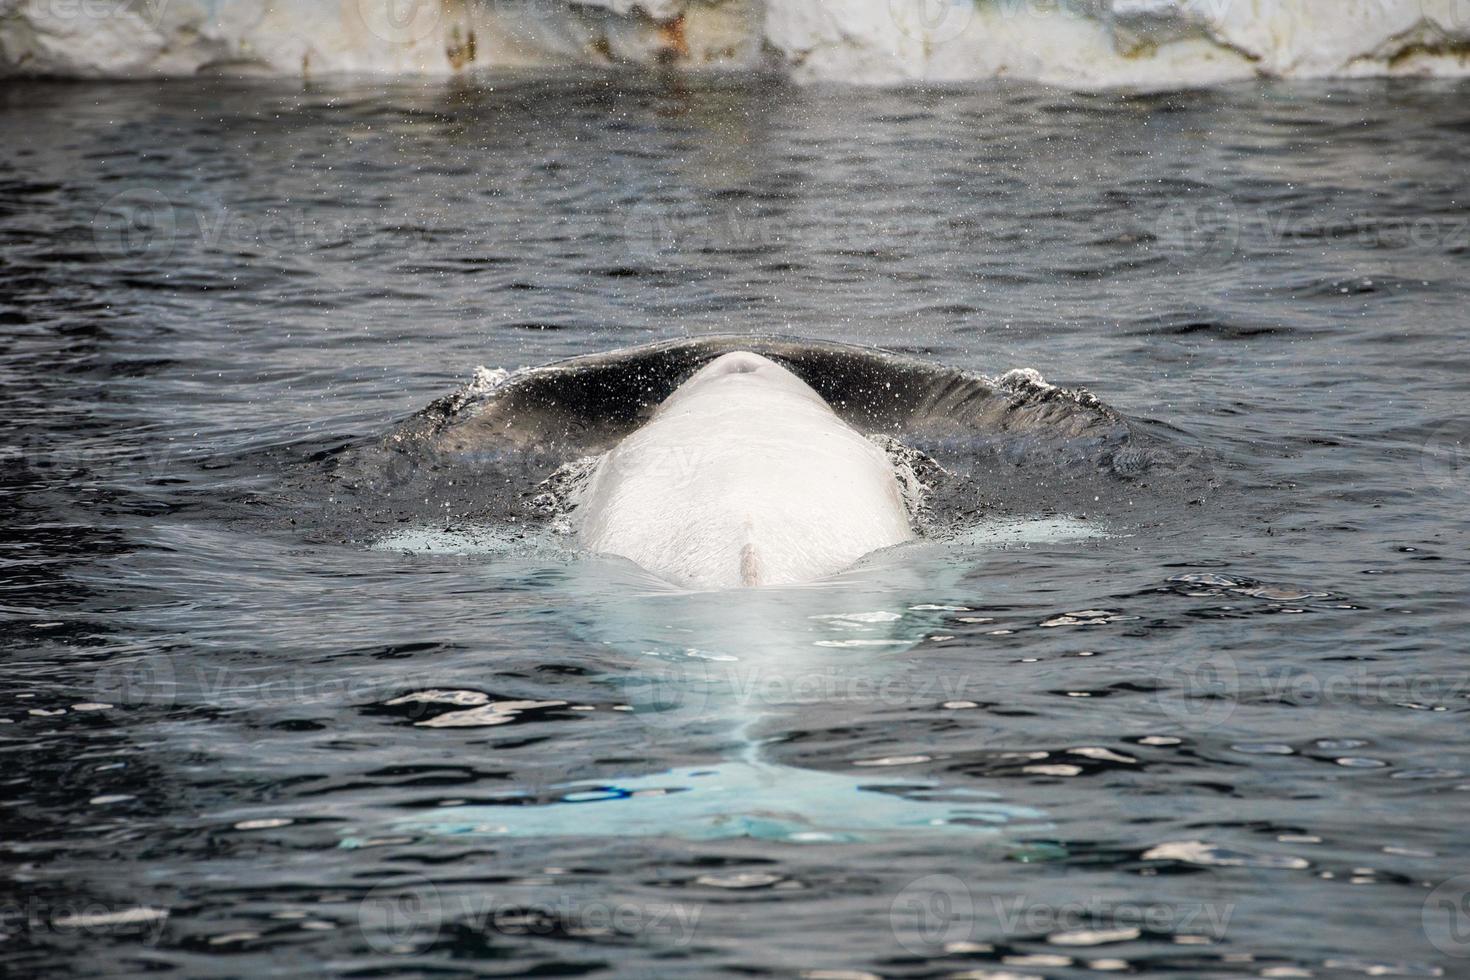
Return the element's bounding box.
[576,352,914,589]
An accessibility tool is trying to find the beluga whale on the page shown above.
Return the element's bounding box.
[325,337,1212,846]
[350,336,1210,570]
[576,351,914,589]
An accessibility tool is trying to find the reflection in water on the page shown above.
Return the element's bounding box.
[360,517,1102,843]
[371,760,1048,844]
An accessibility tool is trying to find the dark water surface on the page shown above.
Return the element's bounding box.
[2,74,1469,978]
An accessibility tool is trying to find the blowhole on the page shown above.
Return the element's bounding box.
[706,352,767,376]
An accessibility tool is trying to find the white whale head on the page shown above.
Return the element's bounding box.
[575,351,915,590]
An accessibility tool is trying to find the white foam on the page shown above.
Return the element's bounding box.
[370,524,524,556]
[993,367,1055,394]
[949,516,1108,548]
[460,365,508,403]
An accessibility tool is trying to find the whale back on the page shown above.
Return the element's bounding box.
[573,352,915,589]
[313,336,1211,544]
[388,335,1122,463]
